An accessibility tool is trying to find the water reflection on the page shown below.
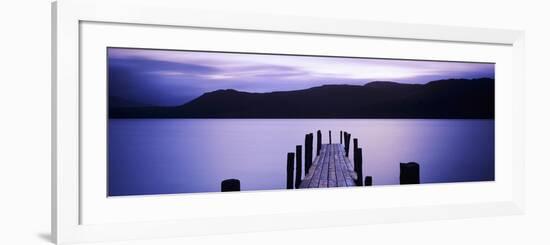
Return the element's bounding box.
[108,119,494,196]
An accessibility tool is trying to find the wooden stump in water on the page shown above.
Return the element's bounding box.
[344,132,351,157]
[295,145,302,189]
[305,133,313,175]
[400,162,420,184]
[221,179,240,192]
[329,130,332,144]
[354,148,363,186]
[340,131,343,144]
[316,130,322,155]
[364,176,373,186]
[286,152,295,189]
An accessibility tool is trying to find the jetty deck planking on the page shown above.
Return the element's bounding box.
[299,144,358,188]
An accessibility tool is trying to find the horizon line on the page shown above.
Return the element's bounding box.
[110,76,495,108]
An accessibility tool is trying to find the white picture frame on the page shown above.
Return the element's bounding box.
[52,0,525,244]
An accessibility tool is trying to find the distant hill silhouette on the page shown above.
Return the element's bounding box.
[109,78,494,119]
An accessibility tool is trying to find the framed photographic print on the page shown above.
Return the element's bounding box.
[107,47,496,195]
[52,0,525,244]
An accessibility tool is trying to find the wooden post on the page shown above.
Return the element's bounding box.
[340,131,343,144]
[295,145,302,189]
[364,176,373,186]
[343,132,347,155]
[329,130,332,144]
[344,132,351,157]
[221,179,240,192]
[354,148,363,186]
[305,133,313,174]
[286,152,295,189]
[400,162,420,184]
[309,133,313,165]
[316,130,321,156]
[353,138,358,151]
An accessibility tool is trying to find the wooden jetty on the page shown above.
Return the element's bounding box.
[221,130,421,192]
[285,130,375,189]
[299,143,359,188]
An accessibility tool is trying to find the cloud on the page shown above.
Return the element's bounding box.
[108,47,494,106]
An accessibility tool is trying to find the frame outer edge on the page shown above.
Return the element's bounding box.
[69,0,519,45]
[51,1,58,244]
[512,32,526,213]
[54,0,82,243]
[53,0,526,243]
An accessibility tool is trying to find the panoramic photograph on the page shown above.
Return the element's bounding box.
[107,47,495,196]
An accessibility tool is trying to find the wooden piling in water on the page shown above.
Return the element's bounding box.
[354,148,363,186]
[305,133,313,174]
[344,131,348,157]
[295,145,302,189]
[353,138,358,151]
[400,162,420,184]
[221,179,240,192]
[340,131,343,144]
[287,152,295,189]
[329,130,332,144]
[316,130,322,156]
[364,176,372,186]
[344,132,351,157]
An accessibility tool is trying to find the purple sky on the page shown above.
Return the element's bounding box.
[108,47,494,106]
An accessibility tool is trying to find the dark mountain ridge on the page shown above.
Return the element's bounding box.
[110,78,494,119]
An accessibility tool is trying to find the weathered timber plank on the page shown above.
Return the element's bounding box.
[338,144,358,185]
[300,147,323,188]
[333,144,348,187]
[328,145,338,187]
[299,146,322,187]
[315,144,329,188]
[343,155,358,180]
[339,146,355,186]
[319,145,330,188]
[300,144,357,188]
[307,144,327,188]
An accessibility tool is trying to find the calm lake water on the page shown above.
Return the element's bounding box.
[108,119,494,196]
